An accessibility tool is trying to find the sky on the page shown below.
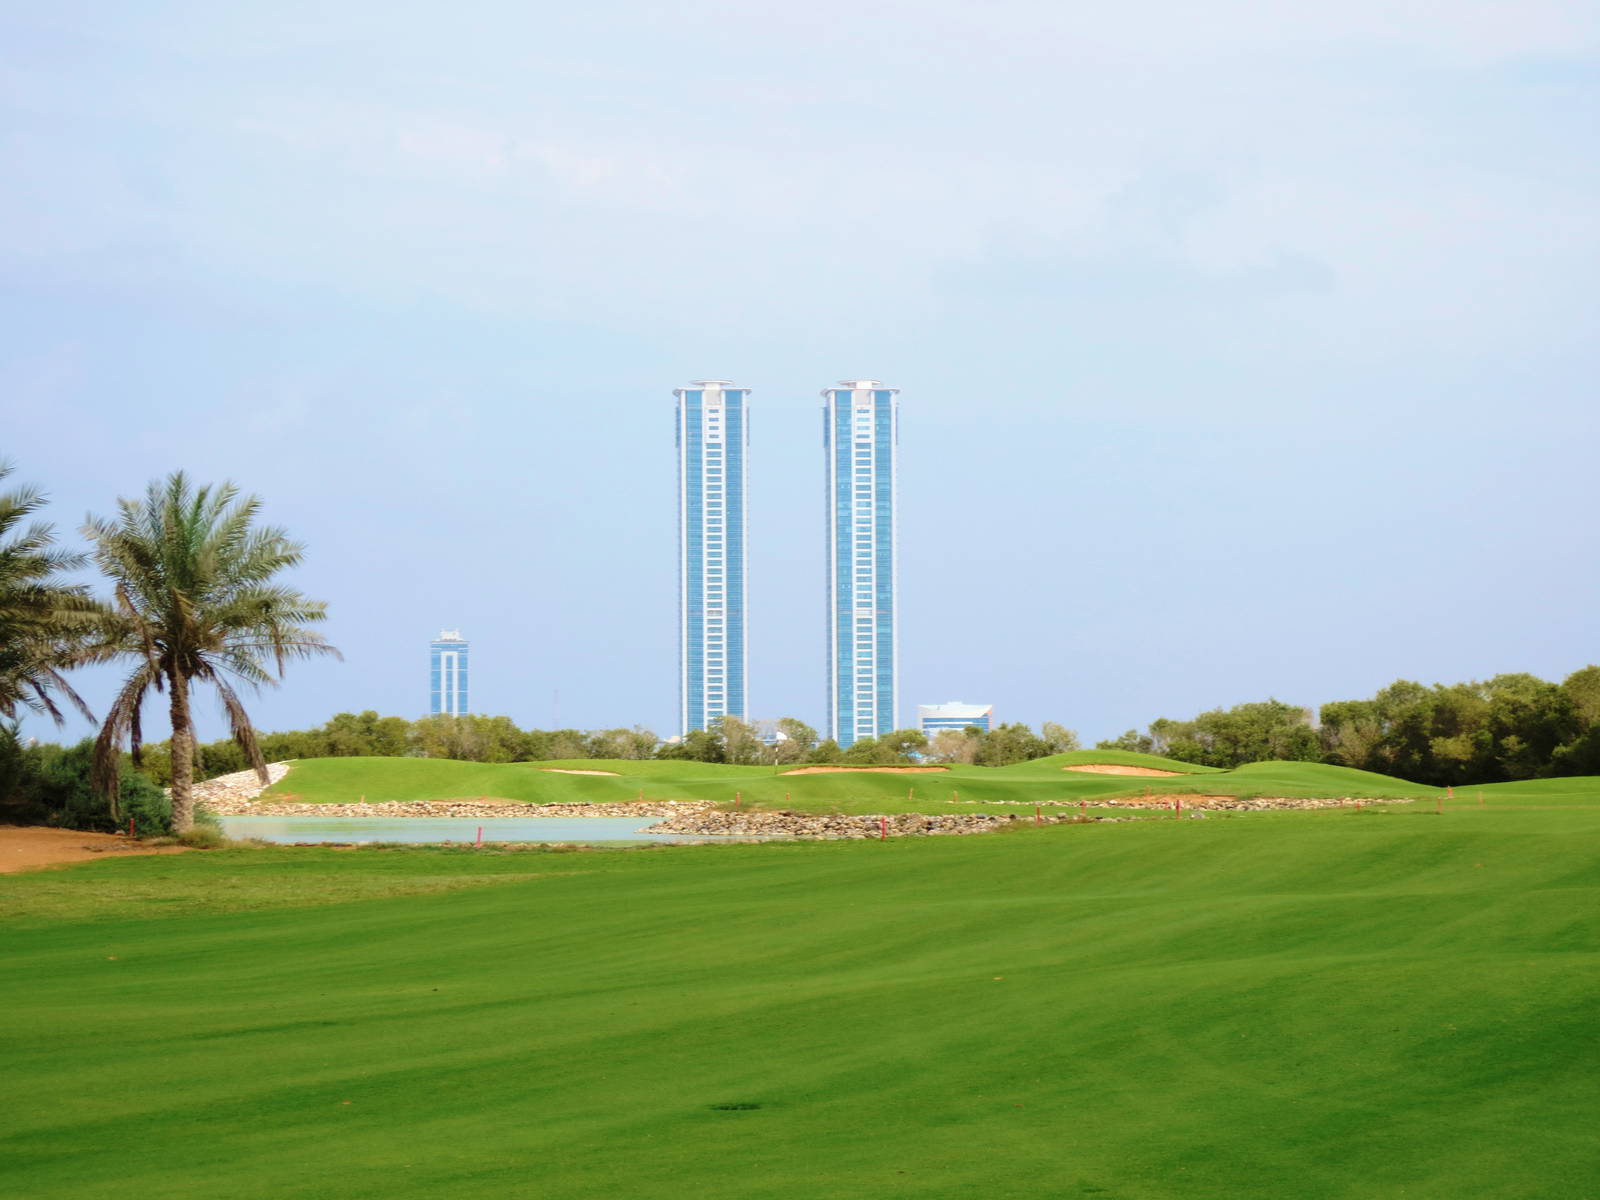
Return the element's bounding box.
[3,1,1597,746]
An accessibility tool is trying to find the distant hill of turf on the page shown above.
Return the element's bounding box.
[1008,748,1223,774]
[257,754,1478,814]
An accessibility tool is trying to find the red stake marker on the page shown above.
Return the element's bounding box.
[475,825,483,848]
[1176,796,1182,819]
[1080,800,1086,819]
[880,815,888,841]
[1035,805,1041,826]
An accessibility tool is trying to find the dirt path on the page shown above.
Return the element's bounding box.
[0,826,188,874]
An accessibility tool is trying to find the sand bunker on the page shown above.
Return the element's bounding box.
[541,768,621,776]
[0,826,188,874]
[1063,763,1182,777]
[781,765,950,775]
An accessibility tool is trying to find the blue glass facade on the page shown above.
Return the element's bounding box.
[676,381,748,734]
[824,381,899,747]
[429,631,469,716]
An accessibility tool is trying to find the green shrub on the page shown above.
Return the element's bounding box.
[122,775,173,837]
[177,825,227,849]
[2,739,173,834]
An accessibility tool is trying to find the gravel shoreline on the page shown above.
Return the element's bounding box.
[190,764,1415,840]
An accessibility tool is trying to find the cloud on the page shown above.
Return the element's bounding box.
[3,0,1595,347]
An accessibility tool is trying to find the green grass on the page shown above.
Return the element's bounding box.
[2,788,1597,1198]
[258,754,1448,815]
[1004,748,1224,774]
[0,846,567,927]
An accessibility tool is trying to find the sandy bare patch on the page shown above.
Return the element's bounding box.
[781,765,950,775]
[0,826,189,874]
[540,768,621,777]
[1063,763,1183,777]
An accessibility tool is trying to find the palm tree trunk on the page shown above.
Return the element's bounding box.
[169,670,196,833]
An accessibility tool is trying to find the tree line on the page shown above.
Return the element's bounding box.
[117,712,1083,784]
[10,460,1594,836]
[1097,667,1600,785]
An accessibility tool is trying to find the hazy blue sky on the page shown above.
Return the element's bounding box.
[4,1,1597,745]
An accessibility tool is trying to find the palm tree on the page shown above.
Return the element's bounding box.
[0,463,97,725]
[83,472,339,831]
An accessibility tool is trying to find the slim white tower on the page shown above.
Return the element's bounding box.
[823,380,899,747]
[676,380,750,734]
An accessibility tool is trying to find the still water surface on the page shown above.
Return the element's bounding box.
[219,815,753,845]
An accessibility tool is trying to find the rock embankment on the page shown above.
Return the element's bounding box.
[185,763,294,814]
[648,810,1041,838]
[662,794,1417,837]
[209,795,718,820]
[1078,795,1416,811]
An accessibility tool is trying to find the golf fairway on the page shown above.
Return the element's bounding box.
[2,797,1597,1198]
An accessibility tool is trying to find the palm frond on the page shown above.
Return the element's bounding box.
[92,664,158,821]
[81,472,340,826]
[0,469,100,723]
[212,673,270,783]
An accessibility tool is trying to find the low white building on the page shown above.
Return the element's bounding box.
[918,701,994,737]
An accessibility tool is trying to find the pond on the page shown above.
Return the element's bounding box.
[219,815,773,845]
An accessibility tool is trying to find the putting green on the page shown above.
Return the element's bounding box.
[254,753,1441,815]
[2,788,1596,1198]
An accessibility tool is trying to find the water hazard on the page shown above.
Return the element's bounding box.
[218,815,770,845]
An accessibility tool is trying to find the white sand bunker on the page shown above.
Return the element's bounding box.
[1063,763,1182,777]
[541,768,622,776]
[781,765,950,775]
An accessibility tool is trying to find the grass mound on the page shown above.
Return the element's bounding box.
[1469,775,1600,802]
[258,755,1447,816]
[1015,748,1223,774]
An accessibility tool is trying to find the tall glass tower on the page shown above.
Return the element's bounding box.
[676,380,749,734]
[824,379,899,747]
[429,629,469,716]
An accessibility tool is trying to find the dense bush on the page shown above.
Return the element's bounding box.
[1100,665,1600,786]
[112,709,1084,778]
[134,712,661,781]
[0,729,171,833]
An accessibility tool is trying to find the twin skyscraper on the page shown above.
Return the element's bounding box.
[675,379,900,749]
